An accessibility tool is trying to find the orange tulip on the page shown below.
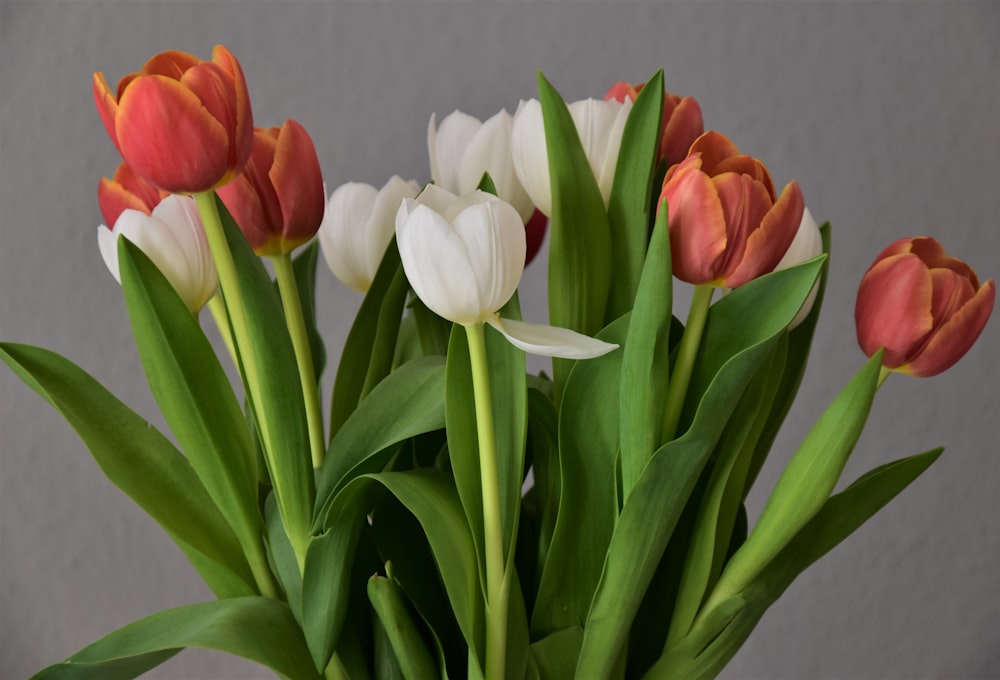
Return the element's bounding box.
[217,120,325,256]
[97,161,167,228]
[855,237,994,377]
[659,131,804,288]
[605,80,704,168]
[93,46,253,194]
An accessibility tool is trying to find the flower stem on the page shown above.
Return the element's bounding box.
[661,285,714,444]
[207,294,239,370]
[464,323,508,680]
[271,253,326,470]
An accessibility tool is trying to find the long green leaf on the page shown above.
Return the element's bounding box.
[290,240,327,381]
[369,571,438,680]
[32,597,320,680]
[117,239,266,588]
[0,342,255,599]
[605,70,664,320]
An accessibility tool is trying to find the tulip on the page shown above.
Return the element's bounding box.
[855,237,994,377]
[395,185,617,359]
[97,161,167,229]
[217,119,325,256]
[97,194,218,312]
[605,80,704,169]
[428,109,534,223]
[511,97,632,216]
[659,130,804,288]
[93,45,253,194]
[319,176,421,292]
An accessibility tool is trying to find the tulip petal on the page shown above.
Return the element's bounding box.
[451,199,525,316]
[724,180,803,288]
[97,224,121,283]
[320,182,379,291]
[457,110,535,221]
[661,95,703,167]
[905,279,995,376]
[116,75,229,193]
[269,120,325,250]
[569,98,631,207]
[211,45,254,176]
[486,316,619,359]
[688,131,740,175]
[775,207,824,329]
[855,253,934,367]
[662,165,729,284]
[97,176,153,228]
[92,72,121,151]
[429,110,481,193]
[365,176,420,277]
[511,99,553,216]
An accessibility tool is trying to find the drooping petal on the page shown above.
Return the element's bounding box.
[723,180,803,288]
[511,99,553,216]
[904,279,995,376]
[486,316,619,359]
[855,254,935,367]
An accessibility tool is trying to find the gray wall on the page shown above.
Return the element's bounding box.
[2,2,998,678]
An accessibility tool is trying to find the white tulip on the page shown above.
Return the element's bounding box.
[775,207,823,329]
[511,97,632,216]
[319,176,421,292]
[395,185,617,359]
[428,109,535,223]
[97,194,217,312]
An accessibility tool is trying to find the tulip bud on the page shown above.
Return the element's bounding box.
[319,176,420,292]
[97,161,168,228]
[855,237,994,377]
[605,80,704,169]
[511,97,632,216]
[93,46,253,194]
[217,120,326,256]
[659,130,804,288]
[395,185,616,359]
[97,195,218,312]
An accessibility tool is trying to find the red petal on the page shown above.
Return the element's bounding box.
[720,178,798,287]
[906,279,995,376]
[661,95,703,168]
[269,120,325,251]
[97,177,150,226]
[141,50,201,79]
[604,81,640,103]
[688,131,740,175]
[116,75,229,192]
[524,209,548,266]
[662,165,729,284]
[92,72,120,152]
[212,45,254,180]
[217,171,273,253]
[855,254,935,367]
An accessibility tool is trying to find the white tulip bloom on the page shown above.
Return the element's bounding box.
[395,185,617,359]
[428,109,535,223]
[774,207,823,329]
[511,97,632,216]
[319,176,421,292]
[97,194,217,312]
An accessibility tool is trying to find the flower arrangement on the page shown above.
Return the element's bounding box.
[3,45,994,680]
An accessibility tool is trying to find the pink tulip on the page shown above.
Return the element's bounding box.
[855,237,994,377]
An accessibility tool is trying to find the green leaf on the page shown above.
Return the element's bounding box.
[709,351,883,606]
[605,70,664,320]
[531,315,629,637]
[538,72,613,396]
[117,239,267,589]
[575,333,783,676]
[530,627,583,680]
[619,202,672,499]
[0,343,255,599]
[31,597,320,680]
[411,297,452,358]
[369,570,438,680]
[524,387,560,585]
[264,492,303,620]
[315,356,448,527]
[290,240,327,381]
[329,237,409,438]
[216,196,315,560]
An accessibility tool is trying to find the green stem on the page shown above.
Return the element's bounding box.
[661,285,714,443]
[206,294,239,370]
[877,365,892,389]
[271,253,326,470]
[464,323,508,680]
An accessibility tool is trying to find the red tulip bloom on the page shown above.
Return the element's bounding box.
[93,46,253,194]
[855,237,994,377]
[524,209,547,267]
[97,161,167,228]
[605,80,704,169]
[659,131,804,288]
[217,120,325,256]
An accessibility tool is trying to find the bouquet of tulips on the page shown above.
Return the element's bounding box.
[3,46,994,680]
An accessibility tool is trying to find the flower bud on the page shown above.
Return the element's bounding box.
[855,237,994,377]
[319,176,420,292]
[605,79,704,168]
[659,131,804,288]
[97,195,218,312]
[217,119,326,256]
[97,161,167,228]
[93,46,253,193]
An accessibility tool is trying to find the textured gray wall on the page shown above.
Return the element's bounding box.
[1,2,998,678]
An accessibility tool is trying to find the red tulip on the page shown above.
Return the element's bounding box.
[97,161,167,228]
[524,209,547,266]
[855,237,994,377]
[217,120,325,256]
[659,131,804,288]
[93,46,253,194]
[605,80,704,168]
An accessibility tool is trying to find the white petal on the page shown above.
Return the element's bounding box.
[429,110,482,193]
[395,203,483,325]
[451,199,525,316]
[415,183,460,216]
[97,224,121,283]
[320,182,378,291]
[569,98,632,207]
[365,176,421,278]
[776,207,823,329]
[511,99,552,216]
[487,316,619,359]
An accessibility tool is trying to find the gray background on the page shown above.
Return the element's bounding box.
[2,1,998,678]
